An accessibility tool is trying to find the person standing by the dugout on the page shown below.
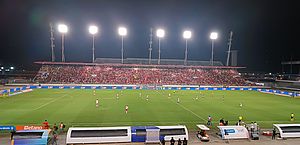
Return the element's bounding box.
[170,137,175,145]
[183,137,188,145]
[59,122,65,133]
[291,113,295,121]
[272,128,276,140]
[43,120,49,129]
[178,138,182,145]
[207,115,212,126]
[238,115,243,122]
[160,138,165,145]
[52,127,59,145]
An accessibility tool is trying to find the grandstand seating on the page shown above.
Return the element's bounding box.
[34,65,247,86]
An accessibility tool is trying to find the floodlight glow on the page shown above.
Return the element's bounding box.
[58,24,68,33]
[118,27,127,36]
[210,32,218,40]
[1,67,3,69]
[156,29,165,38]
[10,67,14,70]
[183,31,192,39]
[89,25,98,35]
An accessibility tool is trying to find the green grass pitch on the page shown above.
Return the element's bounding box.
[0,89,299,130]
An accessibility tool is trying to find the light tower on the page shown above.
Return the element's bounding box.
[49,23,55,62]
[89,25,98,63]
[156,29,165,65]
[210,32,218,66]
[183,30,192,65]
[58,24,68,62]
[226,31,233,66]
[118,27,127,64]
[148,28,153,64]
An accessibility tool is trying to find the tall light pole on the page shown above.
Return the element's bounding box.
[183,30,192,65]
[148,28,153,64]
[210,32,218,66]
[49,23,55,62]
[118,27,127,64]
[89,25,98,63]
[226,31,233,66]
[58,24,68,62]
[156,29,165,65]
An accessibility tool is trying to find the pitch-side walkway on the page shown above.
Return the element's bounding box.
[1,131,300,145]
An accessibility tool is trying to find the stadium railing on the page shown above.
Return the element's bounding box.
[1,84,299,97]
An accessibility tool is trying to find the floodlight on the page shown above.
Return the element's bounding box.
[58,24,68,33]
[118,27,127,63]
[183,31,192,39]
[10,67,14,70]
[58,24,68,62]
[118,27,127,36]
[210,32,218,40]
[0,67,3,69]
[156,29,165,38]
[210,32,218,66]
[89,25,98,35]
[89,26,98,63]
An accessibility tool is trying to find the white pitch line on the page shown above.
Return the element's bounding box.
[173,100,207,122]
[33,93,69,110]
[155,90,207,122]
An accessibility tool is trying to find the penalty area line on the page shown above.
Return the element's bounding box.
[33,93,69,111]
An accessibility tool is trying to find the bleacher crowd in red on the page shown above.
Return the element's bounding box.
[35,65,247,86]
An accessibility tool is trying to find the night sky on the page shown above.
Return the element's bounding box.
[0,0,299,73]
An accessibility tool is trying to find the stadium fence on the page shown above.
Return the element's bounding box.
[1,84,299,97]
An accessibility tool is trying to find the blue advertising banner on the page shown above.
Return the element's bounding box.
[0,126,15,131]
[2,85,299,97]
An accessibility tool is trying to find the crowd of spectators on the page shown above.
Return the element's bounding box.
[35,65,247,86]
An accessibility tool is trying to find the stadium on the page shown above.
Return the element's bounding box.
[1,57,300,145]
[1,1,300,145]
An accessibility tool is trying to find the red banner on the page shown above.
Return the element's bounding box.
[16,125,44,131]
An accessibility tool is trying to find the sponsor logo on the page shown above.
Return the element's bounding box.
[224,129,235,134]
[0,126,15,130]
[16,125,43,131]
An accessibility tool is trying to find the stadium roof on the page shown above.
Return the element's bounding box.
[281,61,300,65]
[34,61,245,69]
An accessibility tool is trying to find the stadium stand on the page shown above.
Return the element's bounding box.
[34,62,247,86]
